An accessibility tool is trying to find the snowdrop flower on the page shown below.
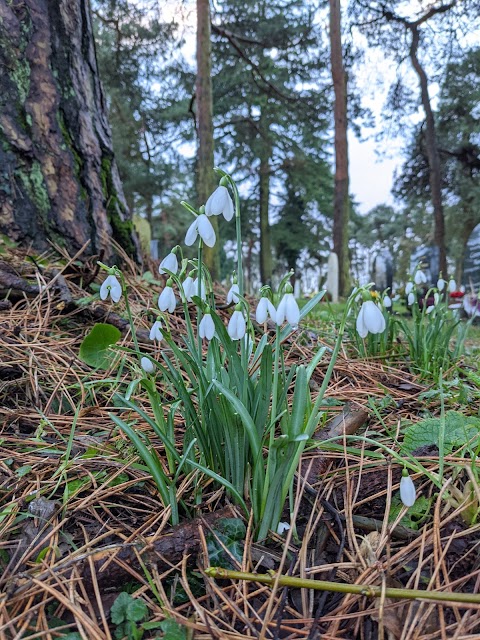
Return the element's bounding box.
[460,285,466,293]
[159,251,178,275]
[141,356,155,374]
[383,294,392,308]
[448,303,462,309]
[228,306,246,340]
[433,292,440,306]
[437,277,446,291]
[158,279,176,313]
[256,297,277,324]
[185,214,216,247]
[100,274,122,303]
[400,469,416,507]
[448,278,457,293]
[199,312,215,341]
[356,300,386,338]
[414,269,427,285]
[226,281,240,304]
[192,277,207,301]
[426,305,434,314]
[205,185,234,221]
[276,284,300,328]
[276,522,291,535]
[182,275,195,302]
[405,281,414,295]
[407,292,415,306]
[149,320,163,341]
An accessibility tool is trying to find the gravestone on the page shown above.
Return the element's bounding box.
[410,245,440,285]
[372,251,393,292]
[463,224,480,291]
[326,252,339,302]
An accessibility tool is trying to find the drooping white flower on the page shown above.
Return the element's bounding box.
[182,276,195,302]
[158,281,176,313]
[276,288,300,328]
[448,302,463,309]
[400,471,416,507]
[414,269,427,285]
[192,277,207,301]
[141,356,155,374]
[383,294,392,308]
[448,278,457,293]
[185,214,216,247]
[276,522,291,535]
[159,252,178,275]
[149,320,163,341]
[228,308,246,340]
[205,185,234,221]
[100,274,122,303]
[460,285,466,293]
[199,313,215,340]
[407,292,415,306]
[256,297,277,324]
[356,300,386,338]
[405,281,414,295]
[426,305,434,314]
[227,283,240,304]
[437,278,446,291]
[434,292,440,306]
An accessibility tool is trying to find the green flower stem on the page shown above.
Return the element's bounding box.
[205,567,480,605]
[197,241,203,361]
[261,325,281,517]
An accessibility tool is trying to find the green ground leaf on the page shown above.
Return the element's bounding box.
[79,323,121,370]
[157,619,188,639]
[402,411,480,454]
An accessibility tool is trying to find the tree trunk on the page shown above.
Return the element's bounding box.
[329,0,350,297]
[259,135,272,286]
[0,0,139,261]
[196,0,219,279]
[409,25,447,275]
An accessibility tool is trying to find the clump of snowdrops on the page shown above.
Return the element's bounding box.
[397,268,470,380]
[99,170,371,539]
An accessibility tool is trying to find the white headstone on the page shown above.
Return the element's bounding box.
[326,252,339,302]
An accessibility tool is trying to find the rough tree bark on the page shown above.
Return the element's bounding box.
[196,0,219,279]
[330,0,350,297]
[0,0,139,261]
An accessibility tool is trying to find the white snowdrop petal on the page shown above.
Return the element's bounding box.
[209,186,228,215]
[408,292,415,305]
[185,219,198,246]
[400,475,416,507]
[141,356,155,374]
[275,296,287,325]
[227,284,239,304]
[110,279,122,303]
[223,194,234,221]
[267,300,277,322]
[405,282,414,295]
[276,522,291,535]
[159,253,178,275]
[356,303,368,339]
[437,278,446,291]
[256,298,268,324]
[285,294,300,327]
[383,295,392,308]
[197,214,216,247]
[448,279,457,293]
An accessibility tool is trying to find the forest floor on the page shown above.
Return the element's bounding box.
[1,246,480,639]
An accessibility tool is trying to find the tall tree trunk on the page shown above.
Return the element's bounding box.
[409,25,447,276]
[329,0,350,296]
[0,0,139,261]
[259,137,272,286]
[196,0,219,279]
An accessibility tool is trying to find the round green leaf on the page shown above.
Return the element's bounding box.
[79,323,122,370]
